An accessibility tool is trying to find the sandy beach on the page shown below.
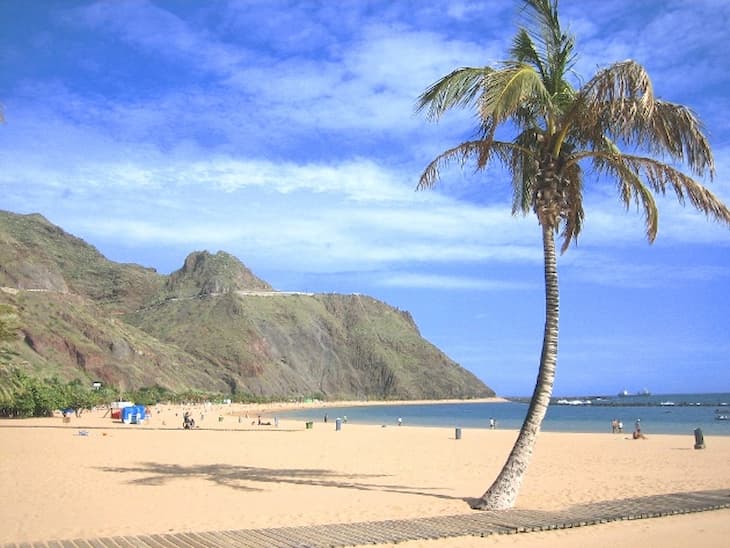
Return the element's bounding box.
[1,402,728,546]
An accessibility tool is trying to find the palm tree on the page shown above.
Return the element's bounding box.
[417,0,730,510]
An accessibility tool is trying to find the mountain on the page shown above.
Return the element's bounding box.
[0,210,494,400]
[164,250,273,297]
[0,212,163,313]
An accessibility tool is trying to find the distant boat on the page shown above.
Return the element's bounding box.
[617,388,650,397]
[556,399,592,405]
[716,415,729,421]
[659,401,675,406]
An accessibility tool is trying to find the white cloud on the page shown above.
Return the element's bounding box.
[379,272,535,291]
[75,0,249,76]
[562,250,730,288]
[1,0,727,290]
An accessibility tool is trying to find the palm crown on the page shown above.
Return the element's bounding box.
[417,0,729,252]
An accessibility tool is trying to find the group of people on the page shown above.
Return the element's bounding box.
[610,418,646,438]
[613,417,646,439]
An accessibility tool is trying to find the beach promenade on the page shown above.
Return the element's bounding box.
[2,403,729,547]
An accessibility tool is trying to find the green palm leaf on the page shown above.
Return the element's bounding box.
[481,63,552,123]
[416,67,492,120]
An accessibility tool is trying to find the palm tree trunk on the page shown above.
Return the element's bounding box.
[473,223,559,510]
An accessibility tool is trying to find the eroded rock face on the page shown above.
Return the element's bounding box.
[109,338,132,360]
[23,329,104,370]
[2,261,69,292]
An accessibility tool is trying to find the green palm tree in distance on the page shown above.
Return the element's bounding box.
[417,0,730,510]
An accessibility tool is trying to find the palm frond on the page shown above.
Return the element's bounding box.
[640,101,714,177]
[620,154,729,223]
[518,0,576,94]
[558,161,584,252]
[416,67,492,121]
[510,130,541,215]
[576,151,729,241]
[572,84,714,179]
[520,0,561,54]
[418,141,485,191]
[417,140,529,192]
[511,28,545,78]
[573,60,655,133]
[582,60,654,109]
[481,64,552,123]
[586,152,659,241]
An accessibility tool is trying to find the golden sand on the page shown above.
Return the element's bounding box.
[1,402,728,546]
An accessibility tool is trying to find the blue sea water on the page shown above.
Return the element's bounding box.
[277,393,730,436]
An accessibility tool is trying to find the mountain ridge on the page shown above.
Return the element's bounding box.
[0,210,494,400]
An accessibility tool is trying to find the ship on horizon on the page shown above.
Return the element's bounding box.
[618,388,651,397]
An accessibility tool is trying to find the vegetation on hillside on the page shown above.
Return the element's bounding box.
[0,210,494,401]
[0,368,311,418]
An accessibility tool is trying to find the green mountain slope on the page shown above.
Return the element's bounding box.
[0,211,162,312]
[0,288,228,392]
[126,291,488,399]
[0,210,494,399]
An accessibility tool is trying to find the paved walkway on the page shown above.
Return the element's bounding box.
[5,488,729,547]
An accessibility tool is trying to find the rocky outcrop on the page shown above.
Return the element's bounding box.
[165,250,273,297]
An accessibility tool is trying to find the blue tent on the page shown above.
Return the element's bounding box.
[120,405,146,424]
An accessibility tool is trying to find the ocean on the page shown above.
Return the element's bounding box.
[277,393,730,436]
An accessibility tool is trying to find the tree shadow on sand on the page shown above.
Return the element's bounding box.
[98,462,461,501]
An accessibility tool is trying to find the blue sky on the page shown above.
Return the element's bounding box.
[1,0,728,396]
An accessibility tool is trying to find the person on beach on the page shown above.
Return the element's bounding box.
[489,417,496,429]
[397,417,402,426]
[618,420,623,433]
[633,419,646,439]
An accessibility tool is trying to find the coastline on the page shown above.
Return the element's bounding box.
[245,396,509,416]
[1,404,729,546]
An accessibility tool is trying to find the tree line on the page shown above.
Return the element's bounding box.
[0,368,319,418]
